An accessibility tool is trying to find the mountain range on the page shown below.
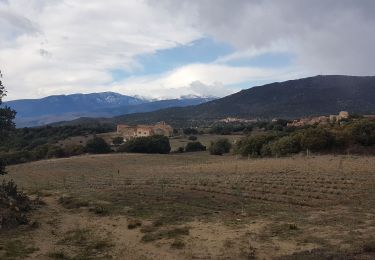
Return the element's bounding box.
[54,75,375,127]
[7,75,375,128]
[4,92,215,127]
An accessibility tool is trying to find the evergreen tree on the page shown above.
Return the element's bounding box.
[0,71,16,175]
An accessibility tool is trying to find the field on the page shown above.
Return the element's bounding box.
[1,152,375,259]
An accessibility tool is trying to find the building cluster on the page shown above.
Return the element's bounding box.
[219,117,258,123]
[116,121,173,140]
[287,111,350,127]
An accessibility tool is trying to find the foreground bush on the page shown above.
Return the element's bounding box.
[0,159,6,175]
[268,135,301,156]
[118,135,171,154]
[0,180,32,229]
[298,128,333,152]
[185,141,206,152]
[235,134,277,157]
[86,137,112,154]
[209,138,232,155]
[347,119,375,146]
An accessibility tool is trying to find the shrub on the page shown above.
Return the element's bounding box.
[127,219,142,229]
[235,134,277,157]
[185,141,206,152]
[209,125,232,135]
[171,239,185,249]
[32,144,50,160]
[1,180,32,229]
[46,146,65,159]
[1,151,33,165]
[112,136,124,145]
[64,144,86,157]
[0,159,6,175]
[260,143,273,157]
[118,135,171,154]
[176,147,184,153]
[188,135,197,141]
[298,128,333,152]
[209,138,232,155]
[269,135,301,156]
[183,128,199,135]
[347,119,375,146]
[85,137,111,154]
[331,129,351,149]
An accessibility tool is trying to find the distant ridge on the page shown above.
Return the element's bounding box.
[57,75,375,127]
[4,92,215,127]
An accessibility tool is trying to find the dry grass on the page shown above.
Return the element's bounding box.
[2,153,375,259]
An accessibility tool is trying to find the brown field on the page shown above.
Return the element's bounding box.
[1,153,375,259]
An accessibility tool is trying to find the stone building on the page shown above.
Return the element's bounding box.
[287,111,350,127]
[338,111,350,121]
[117,122,173,140]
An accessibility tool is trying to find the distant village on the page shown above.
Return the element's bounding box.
[286,111,350,127]
[116,121,173,140]
[115,111,375,141]
[218,111,375,129]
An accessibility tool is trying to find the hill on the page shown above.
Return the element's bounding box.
[53,75,375,127]
[4,92,214,127]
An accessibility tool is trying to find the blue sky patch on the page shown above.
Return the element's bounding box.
[109,37,234,81]
[224,52,295,68]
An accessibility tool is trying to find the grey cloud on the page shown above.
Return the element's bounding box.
[0,9,39,42]
[155,0,375,75]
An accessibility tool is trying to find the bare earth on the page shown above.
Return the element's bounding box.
[1,153,375,259]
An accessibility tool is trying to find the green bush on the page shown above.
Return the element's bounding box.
[1,151,33,165]
[63,144,86,157]
[185,141,206,152]
[46,146,65,159]
[112,136,124,145]
[0,159,6,175]
[209,138,232,155]
[32,145,49,160]
[183,128,198,135]
[118,135,171,154]
[1,180,32,229]
[235,134,277,157]
[209,125,232,135]
[347,119,375,146]
[298,128,333,152]
[85,137,111,154]
[269,135,301,156]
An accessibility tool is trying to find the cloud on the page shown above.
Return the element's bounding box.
[0,0,201,99]
[156,0,375,75]
[1,0,375,100]
[109,63,301,99]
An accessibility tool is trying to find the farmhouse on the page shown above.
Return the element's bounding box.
[117,122,173,140]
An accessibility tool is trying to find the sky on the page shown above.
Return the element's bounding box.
[1,0,375,100]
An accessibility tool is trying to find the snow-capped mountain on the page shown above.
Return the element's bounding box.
[4,92,215,127]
